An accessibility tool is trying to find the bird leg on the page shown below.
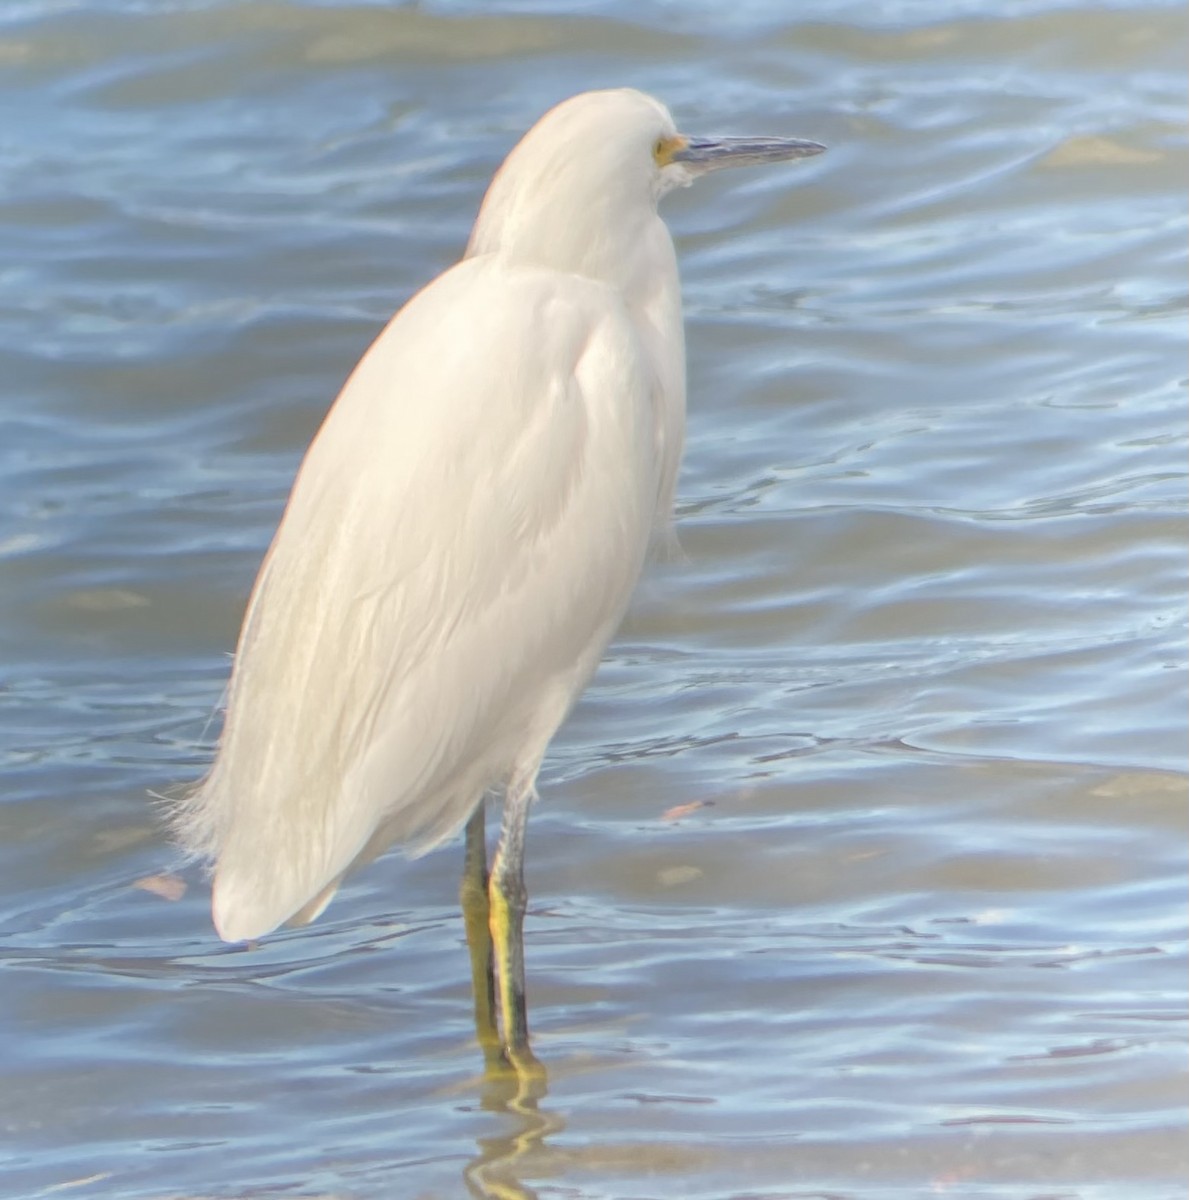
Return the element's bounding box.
[460,803,505,1069]
[489,780,545,1078]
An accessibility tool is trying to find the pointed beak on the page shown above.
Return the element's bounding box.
[672,135,826,175]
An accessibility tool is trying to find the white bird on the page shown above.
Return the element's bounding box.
[177,88,823,1070]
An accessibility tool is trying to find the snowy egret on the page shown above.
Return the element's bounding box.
[177,88,824,1071]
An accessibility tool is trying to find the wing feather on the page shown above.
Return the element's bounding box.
[176,257,662,940]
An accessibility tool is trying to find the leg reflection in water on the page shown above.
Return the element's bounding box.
[464,1064,563,1200]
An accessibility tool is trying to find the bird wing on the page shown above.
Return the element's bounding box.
[179,257,663,941]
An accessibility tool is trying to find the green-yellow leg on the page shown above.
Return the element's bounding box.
[461,804,506,1070]
[489,783,545,1080]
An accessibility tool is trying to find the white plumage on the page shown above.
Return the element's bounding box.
[176,89,824,967]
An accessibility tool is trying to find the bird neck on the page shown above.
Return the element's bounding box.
[466,180,668,302]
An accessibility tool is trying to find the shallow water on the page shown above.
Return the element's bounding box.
[0,2,1185,1198]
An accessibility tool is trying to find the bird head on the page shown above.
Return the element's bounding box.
[466,88,824,284]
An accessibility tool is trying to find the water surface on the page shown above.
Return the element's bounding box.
[0,2,1185,1198]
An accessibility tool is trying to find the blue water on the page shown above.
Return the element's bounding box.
[0,2,1185,1198]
